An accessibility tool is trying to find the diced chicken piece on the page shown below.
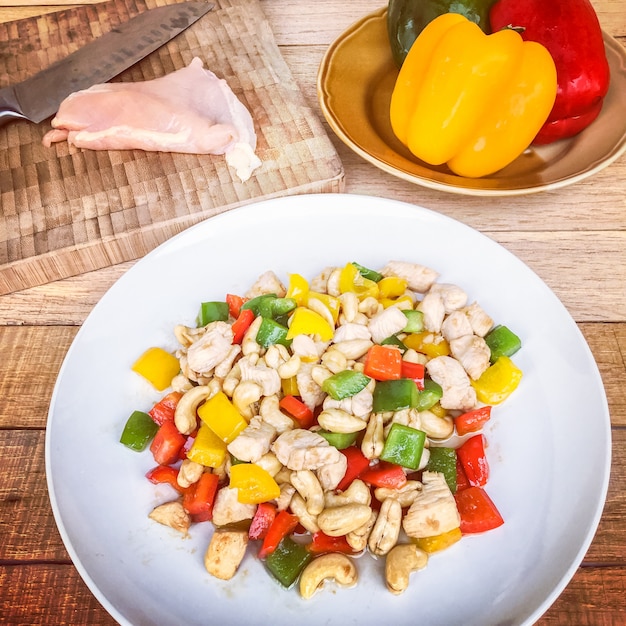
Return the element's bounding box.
[323,387,373,419]
[296,362,326,411]
[428,283,468,313]
[254,452,283,477]
[148,500,191,535]
[380,261,439,293]
[333,323,372,343]
[368,307,408,344]
[291,335,326,362]
[204,530,249,580]
[310,266,339,294]
[271,429,343,471]
[441,310,474,342]
[43,58,261,182]
[186,321,234,375]
[227,416,277,463]
[245,271,286,299]
[317,453,348,491]
[417,292,446,333]
[212,486,257,527]
[402,471,461,539]
[238,357,281,396]
[449,334,491,381]
[426,356,477,411]
[462,302,494,338]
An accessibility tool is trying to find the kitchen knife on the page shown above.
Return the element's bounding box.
[0,1,214,127]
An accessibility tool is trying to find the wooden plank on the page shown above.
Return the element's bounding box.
[0,0,344,295]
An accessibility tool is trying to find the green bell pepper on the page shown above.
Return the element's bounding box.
[387,0,493,67]
[426,446,457,492]
[264,536,313,588]
[352,261,383,282]
[402,309,424,333]
[380,423,426,469]
[415,378,443,411]
[242,294,297,321]
[318,430,359,450]
[380,334,408,353]
[322,370,371,400]
[484,324,522,363]
[197,301,229,326]
[120,410,158,451]
[372,378,418,412]
[256,317,291,349]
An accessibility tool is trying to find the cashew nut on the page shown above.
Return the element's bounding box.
[317,408,367,434]
[277,354,301,379]
[242,315,262,356]
[177,459,205,489]
[368,498,402,556]
[174,385,213,435]
[361,412,384,460]
[339,292,359,323]
[374,480,422,508]
[385,544,428,595]
[317,503,372,537]
[346,510,377,552]
[307,296,335,328]
[291,470,325,516]
[299,553,358,599]
[324,479,371,507]
[232,380,262,420]
[259,395,294,434]
[289,493,319,533]
[320,347,348,374]
[419,410,454,440]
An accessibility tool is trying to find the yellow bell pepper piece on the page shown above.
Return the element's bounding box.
[282,376,299,397]
[389,13,557,178]
[471,356,523,404]
[403,331,450,358]
[286,273,309,306]
[380,295,414,310]
[197,391,248,443]
[230,463,281,504]
[429,402,447,419]
[378,276,408,299]
[131,347,180,391]
[307,291,341,324]
[286,306,334,341]
[413,527,462,553]
[187,422,228,468]
[338,262,379,300]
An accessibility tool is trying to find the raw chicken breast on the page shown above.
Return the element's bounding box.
[42,57,261,182]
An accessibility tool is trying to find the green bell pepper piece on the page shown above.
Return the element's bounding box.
[372,378,418,412]
[322,370,371,400]
[381,334,408,353]
[352,261,383,282]
[242,294,296,320]
[120,410,158,451]
[256,317,291,348]
[387,0,493,67]
[318,430,359,450]
[426,446,457,493]
[241,293,277,316]
[380,423,426,470]
[484,324,522,363]
[264,536,313,588]
[197,301,229,326]
[415,379,443,411]
[402,309,424,333]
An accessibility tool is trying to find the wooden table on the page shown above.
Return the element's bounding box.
[1,1,624,623]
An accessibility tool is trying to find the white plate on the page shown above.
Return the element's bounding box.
[46,193,611,626]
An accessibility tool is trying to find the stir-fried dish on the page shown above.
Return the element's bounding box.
[120,260,522,597]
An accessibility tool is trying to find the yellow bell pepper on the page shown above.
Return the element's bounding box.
[282,376,299,397]
[412,526,462,553]
[389,13,557,178]
[471,356,523,404]
[338,262,379,300]
[131,347,180,391]
[187,422,228,468]
[286,273,309,306]
[286,306,334,341]
[230,463,281,504]
[378,276,408,299]
[403,331,450,358]
[197,391,248,443]
[307,291,341,324]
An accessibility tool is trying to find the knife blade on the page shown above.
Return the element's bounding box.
[0,1,214,127]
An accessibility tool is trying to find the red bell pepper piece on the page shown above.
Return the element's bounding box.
[249,502,277,540]
[258,510,299,558]
[363,344,403,381]
[279,395,315,429]
[457,434,489,487]
[336,446,371,492]
[150,420,186,466]
[400,361,425,390]
[231,308,255,345]
[308,531,356,555]
[360,461,407,489]
[454,405,492,437]
[182,472,219,523]
[146,465,185,494]
[454,486,504,534]
[226,293,246,318]
[455,456,471,493]
[148,391,183,426]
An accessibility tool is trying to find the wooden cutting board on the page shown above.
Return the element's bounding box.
[0,0,344,295]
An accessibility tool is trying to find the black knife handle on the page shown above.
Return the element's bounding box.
[0,86,30,127]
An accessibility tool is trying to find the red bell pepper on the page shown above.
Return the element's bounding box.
[363,344,403,381]
[457,434,490,487]
[182,472,219,523]
[336,446,371,492]
[489,0,610,144]
[249,502,277,540]
[400,360,425,390]
[231,308,255,345]
[360,461,407,489]
[308,531,356,555]
[150,420,186,466]
[454,405,492,437]
[279,395,315,429]
[258,510,299,558]
[146,464,185,494]
[226,293,246,318]
[148,391,183,426]
[454,486,504,533]
[455,455,471,493]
